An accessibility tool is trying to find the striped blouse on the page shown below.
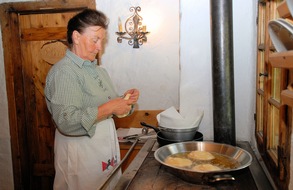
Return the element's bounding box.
[45,49,119,137]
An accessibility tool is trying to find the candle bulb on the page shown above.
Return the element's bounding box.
[118,17,123,32]
[142,25,146,32]
[115,7,149,48]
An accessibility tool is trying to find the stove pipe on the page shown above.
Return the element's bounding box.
[210,0,236,145]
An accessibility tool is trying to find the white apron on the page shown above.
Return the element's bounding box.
[53,119,121,190]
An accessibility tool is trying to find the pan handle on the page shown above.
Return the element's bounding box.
[208,174,235,183]
[140,122,160,133]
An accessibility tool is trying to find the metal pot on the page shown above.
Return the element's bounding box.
[154,141,252,184]
[140,122,198,141]
[157,131,203,146]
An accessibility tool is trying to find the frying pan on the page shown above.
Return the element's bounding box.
[140,122,198,141]
[154,141,252,184]
[157,131,203,146]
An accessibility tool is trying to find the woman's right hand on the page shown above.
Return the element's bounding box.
[107,97,132,116]
[97,96,134,120]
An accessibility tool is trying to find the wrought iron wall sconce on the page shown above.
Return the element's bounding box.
[116,6,150,48]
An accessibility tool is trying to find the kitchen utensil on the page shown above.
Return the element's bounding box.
[123,127,149,140]
[268,18,293,52]
[140,122,198,141]
[142,127,148,135]
[154,141,252,184]
[157,131,203,146]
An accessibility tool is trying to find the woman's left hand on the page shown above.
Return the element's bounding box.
[124,88,139,103]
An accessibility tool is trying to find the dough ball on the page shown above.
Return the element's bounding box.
[123,93,131,100]
[187,151,215,160]
[116,94,131,118]
[192,164,221,172]
[164,157,193,168]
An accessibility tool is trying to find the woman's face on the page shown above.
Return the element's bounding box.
[73,26,106,61]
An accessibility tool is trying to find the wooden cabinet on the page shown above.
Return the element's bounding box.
[256,1,292,189]
[270,51,293,106]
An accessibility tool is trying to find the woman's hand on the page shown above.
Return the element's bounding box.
[97,97,132,120]
[123,88,139,104]
[108,97,132,116]
[97,89,140,120]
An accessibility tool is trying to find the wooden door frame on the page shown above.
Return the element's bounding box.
[0,1,95,189]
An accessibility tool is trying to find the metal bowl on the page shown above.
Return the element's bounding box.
[158,125,199,141]
[154,141,252,183]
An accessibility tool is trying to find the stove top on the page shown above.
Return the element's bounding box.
[115,139,275,190]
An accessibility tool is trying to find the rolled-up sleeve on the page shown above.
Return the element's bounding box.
[45,50,119,137]
[46,66,97,137]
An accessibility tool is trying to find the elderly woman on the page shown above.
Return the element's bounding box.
[44,8,139,190]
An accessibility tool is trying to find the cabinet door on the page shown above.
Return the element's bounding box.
[19,11,77,190]
[256,1,268,152]
[256,1,290,190]
[1,2,93,189]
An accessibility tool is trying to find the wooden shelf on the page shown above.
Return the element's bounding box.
[281,89,293,107]
[273,2,293,108]
[277,1,291,18]
[269,50,293,68]
[114,110,162,128]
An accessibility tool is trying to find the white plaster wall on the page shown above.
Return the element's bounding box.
[96,0,180,110]
[180,0,257,141]
[180,0,213,140]
[233,0,257,142]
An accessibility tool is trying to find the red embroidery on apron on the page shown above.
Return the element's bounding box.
[101,156,118,171]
